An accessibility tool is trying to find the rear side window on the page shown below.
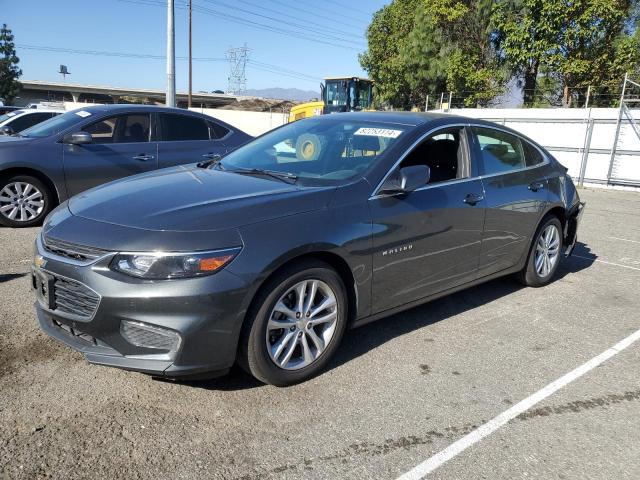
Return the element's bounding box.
[522,140,545,166]
[207,120,230,139]
[83,114,150,144]
[472,127,525,175]
[160,114,209,141]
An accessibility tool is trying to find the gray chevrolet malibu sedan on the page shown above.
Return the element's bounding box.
[0,104,250,227]
[33,112,584,386]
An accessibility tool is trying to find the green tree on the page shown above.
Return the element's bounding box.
[0,24,21,104]
[359,0,421,108]
[360,0,506,109]
[493,0,639,107]
[409,0,506,107]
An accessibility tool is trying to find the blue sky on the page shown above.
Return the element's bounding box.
[3,0,387,94]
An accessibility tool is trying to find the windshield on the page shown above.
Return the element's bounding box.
[220,117,407,185]
[325,81,347,107]
[21,109,87,138]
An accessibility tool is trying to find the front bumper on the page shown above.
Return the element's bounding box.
[33,235,248,378]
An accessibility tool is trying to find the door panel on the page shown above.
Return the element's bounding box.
[157,113,227,169]
[369,179,486,313]
[63,114,157,197]
[471,126,549,277]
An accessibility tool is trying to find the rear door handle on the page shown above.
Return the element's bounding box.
[463,193,484,205]
[133,154,154,161]
[528,181,545,192]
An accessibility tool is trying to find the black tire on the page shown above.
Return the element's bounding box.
[0,174,54,228]
[238,259,348,386]
[516,215,563,287]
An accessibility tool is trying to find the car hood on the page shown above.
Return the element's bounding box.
[68,165,336,232]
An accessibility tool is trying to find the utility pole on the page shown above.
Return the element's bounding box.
[166,0,176,107]
[188,0,193,108]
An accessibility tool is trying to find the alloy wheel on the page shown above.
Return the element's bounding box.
[534,224,560,278]
[266,279,338,371]
[0,182,45,222]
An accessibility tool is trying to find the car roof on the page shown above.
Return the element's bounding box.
[69,104,203,115]
[313,111,527,135]
[14,108,64,114]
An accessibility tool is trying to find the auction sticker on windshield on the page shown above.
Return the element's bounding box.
[354,127,402,138]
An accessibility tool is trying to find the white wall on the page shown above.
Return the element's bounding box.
[189,107,288,136]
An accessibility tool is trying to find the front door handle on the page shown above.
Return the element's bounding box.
[201,152,219,159]
[463,193,484,205]
[133,154,154,161]
[528,181,545,192]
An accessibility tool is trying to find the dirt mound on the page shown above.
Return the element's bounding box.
[220,98,299,112]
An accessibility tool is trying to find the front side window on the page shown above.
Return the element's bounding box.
[220,118,407,185]
[399,127,468,184]
[83,114,150,144]
[472,127,526,175]
[160,114,209,141]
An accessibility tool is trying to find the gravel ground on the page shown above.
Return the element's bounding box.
[1,187,639,480]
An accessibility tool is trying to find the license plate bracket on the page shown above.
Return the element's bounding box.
[33,269,55,310]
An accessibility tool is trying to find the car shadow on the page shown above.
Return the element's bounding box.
[0,272,27,284]
[175,241,596,391]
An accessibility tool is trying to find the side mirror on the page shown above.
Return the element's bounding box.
[62,131,93,145]
[379,165,430,194]
[0,125,14,136]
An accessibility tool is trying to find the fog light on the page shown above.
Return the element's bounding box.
[120,320,181,359]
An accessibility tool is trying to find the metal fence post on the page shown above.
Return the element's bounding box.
[578,118,594,187]
[607,73,628,184]
[425,94,429,112]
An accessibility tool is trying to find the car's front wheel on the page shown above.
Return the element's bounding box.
[0,175,53,228]
[239,259,348,386]
[517,215,563,287]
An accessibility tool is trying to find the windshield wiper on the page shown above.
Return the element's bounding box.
[196,154,223,169]
[229,167,298,184]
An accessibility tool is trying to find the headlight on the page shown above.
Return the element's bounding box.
[110,248,240,279]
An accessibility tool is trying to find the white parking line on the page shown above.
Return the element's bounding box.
[608,236,640,244]
[395,327,640,480]
[572,254,640,271]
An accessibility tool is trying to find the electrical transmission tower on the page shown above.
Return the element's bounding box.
[226,44,249,94]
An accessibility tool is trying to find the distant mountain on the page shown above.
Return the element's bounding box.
[243,87,319,102]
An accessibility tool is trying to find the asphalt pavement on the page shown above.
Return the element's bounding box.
[1,187,639,480]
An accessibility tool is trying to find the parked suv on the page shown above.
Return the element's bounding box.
[0,105,251,227]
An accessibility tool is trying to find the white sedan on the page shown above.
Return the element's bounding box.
[0,108,63,135]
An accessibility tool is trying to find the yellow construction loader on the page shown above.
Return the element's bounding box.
[289,77,374,122]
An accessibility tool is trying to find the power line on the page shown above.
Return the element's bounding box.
[264,0,366,31]
[117,0,362,51]
[236,0,365,40]
[17,44,321,84]
[200,0,366,45]
[322,0,375,23]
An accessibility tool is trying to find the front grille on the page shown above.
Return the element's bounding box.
[43,235,108,262]
[53,275,100,319]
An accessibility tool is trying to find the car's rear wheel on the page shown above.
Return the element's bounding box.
[517,215,563,287]
[0,175,53,228]
[239,259,347,386]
